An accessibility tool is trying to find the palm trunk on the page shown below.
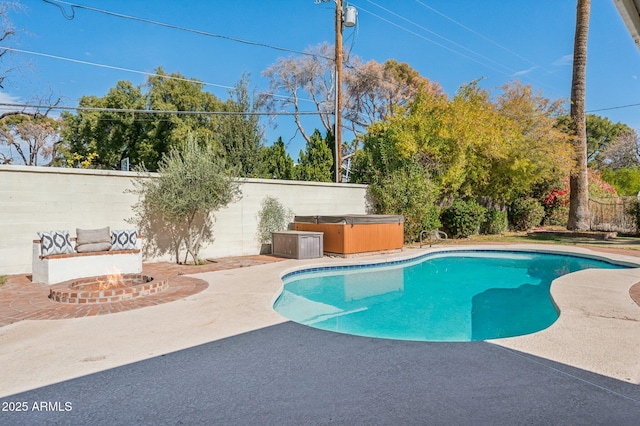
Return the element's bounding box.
[567,0,591,230]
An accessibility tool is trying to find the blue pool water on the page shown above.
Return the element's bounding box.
[273,250,630,341]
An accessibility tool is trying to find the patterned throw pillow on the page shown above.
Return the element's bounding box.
[38,230,74,256]
[110,229,138,250]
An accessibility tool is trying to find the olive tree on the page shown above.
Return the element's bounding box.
[129,136,241,264]
[256,196,294,253]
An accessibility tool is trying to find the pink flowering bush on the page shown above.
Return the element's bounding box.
[542,170,617,226]
[542,178,570,226]
[587,169,617,197]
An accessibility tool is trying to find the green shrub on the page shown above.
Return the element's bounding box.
[369,164,440,242]
[440,200,487,238]
[509,198,545,231]
[543,203,569,226]
[481,210,508,235]
[0,275,6,287]
[257,196,294,244]
[602,167,640,196]
[626,199,640,234]
[419,204,442,238]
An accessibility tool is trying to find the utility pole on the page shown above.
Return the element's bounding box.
[318,0,356,182]
[334,0,343,183]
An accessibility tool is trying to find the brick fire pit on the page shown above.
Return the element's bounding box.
[49,274,168,304]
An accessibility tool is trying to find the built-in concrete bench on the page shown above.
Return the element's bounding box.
[32,230,142,285]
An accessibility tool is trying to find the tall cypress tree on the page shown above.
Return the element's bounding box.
[294,129,333,182]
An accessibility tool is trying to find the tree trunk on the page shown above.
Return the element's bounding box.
[567,0,591,230]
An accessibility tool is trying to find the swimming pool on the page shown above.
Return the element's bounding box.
[273,250,631,341]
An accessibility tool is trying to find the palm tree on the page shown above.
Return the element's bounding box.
[567,0,591,230]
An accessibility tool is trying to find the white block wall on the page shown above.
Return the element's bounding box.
[0,165,369,275]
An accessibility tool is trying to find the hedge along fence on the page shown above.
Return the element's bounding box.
[589,196,638,233]
[0,165,369,275]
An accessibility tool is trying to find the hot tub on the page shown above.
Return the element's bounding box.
[293,215,404,256]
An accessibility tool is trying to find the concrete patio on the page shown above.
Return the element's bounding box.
[1,245,639,424]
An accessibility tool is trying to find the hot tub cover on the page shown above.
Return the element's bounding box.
[294,214,404,225]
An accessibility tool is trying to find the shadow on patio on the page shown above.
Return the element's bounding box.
[1,321,639,425]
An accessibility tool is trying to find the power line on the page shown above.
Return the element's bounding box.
[0,48,367,122]
[354,1,554,93]
[13,2,468,129]
[0,47,235,90]
[363,0,516,75]
[351,3,510,78]
[0,46,320,105]
[32,1,485,122]
[41,0,332,60]
[35,0,442,114]
[586,103,640,113]
[413,0,545,71]
[0,102,328,116]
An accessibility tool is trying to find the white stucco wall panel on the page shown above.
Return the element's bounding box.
[0,166,369,275]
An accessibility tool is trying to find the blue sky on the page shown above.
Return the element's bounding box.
[2,0,640,159]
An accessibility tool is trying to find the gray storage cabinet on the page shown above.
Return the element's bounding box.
[272,231,323,259]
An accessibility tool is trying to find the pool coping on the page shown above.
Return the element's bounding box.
[0,243,639,398]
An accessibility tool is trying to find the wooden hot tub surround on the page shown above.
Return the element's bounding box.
[293,214,404,256]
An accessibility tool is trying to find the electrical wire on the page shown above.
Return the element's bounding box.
[0,102,328,116]
[35,1,497,115]
[413,0,545,71]
[0,46,322,106]
[0,47,235,90]
[0,2,380,134]
[0,46,365,122]
[351,3,510,78]
[355,1,554,92]
[362,0,516,75]
[1,46,390,126]
[586,102,640,113]
[9,96,635,122]
[30,1,545,127]
[42,0,74,19]
[41,0,332,60]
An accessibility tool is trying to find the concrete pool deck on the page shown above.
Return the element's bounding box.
[1,244,640,406]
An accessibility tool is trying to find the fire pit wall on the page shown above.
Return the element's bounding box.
[49,274,168,304]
